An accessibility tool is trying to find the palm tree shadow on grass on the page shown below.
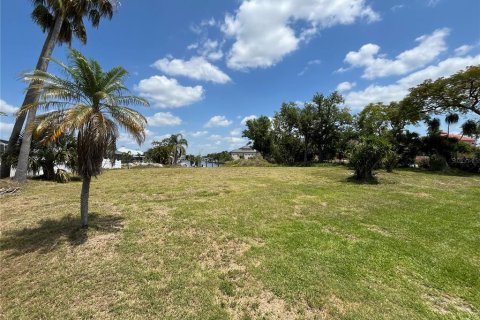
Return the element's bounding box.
[1,213,123,257]
[344,175,380,185]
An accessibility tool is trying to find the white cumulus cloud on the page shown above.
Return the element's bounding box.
[147,112,182,127]
[241,115,257,125]
[205,115,233,128]
[190,131,209,138]
[222,0,379,70]
[341,28,450,79]
[454,44,474,56]
[152,56,231,83]
[0,121,14,139]
[336,81,356,92]
[0,99,18,115]
[344,54,480,109]
[135,75,204,108]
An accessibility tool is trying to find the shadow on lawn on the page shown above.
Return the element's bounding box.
[0,213,123,257]
[344,176,379,185]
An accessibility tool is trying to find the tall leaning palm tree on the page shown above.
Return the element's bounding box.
[19,49,149,227]
[168,133,188,165]
[2,0,118,180]
[444,113,459,136]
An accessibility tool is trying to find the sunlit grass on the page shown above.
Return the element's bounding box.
[1,166,479,319]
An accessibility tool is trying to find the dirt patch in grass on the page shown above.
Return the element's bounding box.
[193,233,326,319]
[322,226,359,242]
[363,224,392,237]
[424,291,477,316]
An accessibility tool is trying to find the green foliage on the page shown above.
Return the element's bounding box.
[428,153,449,171]
[145,134,188,165]
[54,169,71,183]
[19,49,148,180]
[11,131,78,181]
[402,65,480,117]
[145,140,173,165]
[31,0,117,45]
[185,154,203,166]
[244,92,353,164]
[383,150,398,173]
[311,92,352,161]
[224,157,274,167]
[357,103,390,136]
[206,151,233,163]
[167,133,188,164]
[242,116,274,160]
[349,136,390,180]
[461,119,479,138]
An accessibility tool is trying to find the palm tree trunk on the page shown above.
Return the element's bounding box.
[80,176,91,228]
[12,14,64,183]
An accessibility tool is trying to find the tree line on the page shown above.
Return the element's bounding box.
[243,66,480,178]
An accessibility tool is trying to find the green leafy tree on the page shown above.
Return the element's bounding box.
[2,0,118,180]
[243,116,274,160]
[271,105,304,164]
[145,138,176,165]
[356,103,390,136]
[17,49,148,227]
[310,92,352,161]
[402,66,480,118]
[121,151,133,169]
[207,151,233,164]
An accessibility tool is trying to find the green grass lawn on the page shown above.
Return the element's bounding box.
[1,166,479,319]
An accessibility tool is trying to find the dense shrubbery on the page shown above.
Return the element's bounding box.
[224,157,274,167]
[349,136,390,180]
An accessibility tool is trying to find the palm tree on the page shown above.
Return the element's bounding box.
[18,49,149,227]
[444,113,459,136]
[2,0,118,180]
[168,133,188,165]
[426,117,441,136]
[460,120,479,140]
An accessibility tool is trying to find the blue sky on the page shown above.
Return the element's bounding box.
[1,0,479,155]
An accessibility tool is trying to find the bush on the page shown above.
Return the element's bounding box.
[224,157,274,167]
[428,153,449,171]
[383,150,398,172]
[54,169,71,183]
[349,136,389,180]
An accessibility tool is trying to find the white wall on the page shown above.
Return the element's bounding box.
[8,159,122,177]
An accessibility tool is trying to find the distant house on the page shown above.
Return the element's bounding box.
[440,132,477,147]
[230,145,259,160]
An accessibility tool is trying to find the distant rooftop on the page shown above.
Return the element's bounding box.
[230,145,258,153]
[440,132,475,142]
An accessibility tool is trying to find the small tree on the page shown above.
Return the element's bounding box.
[121,152,133,168]
[18,50,148,227]
[349,136,389,180]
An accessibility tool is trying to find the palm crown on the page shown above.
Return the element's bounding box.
[32,0,118,45]
[19,49,149,178]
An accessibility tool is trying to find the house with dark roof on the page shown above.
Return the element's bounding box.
[230,145,259,160]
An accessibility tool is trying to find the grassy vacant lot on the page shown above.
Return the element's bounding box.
[1,166,479,319]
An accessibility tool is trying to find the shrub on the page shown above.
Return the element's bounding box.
[428,153,449,171]
[224,157,274,167]
[349,136,389,180]
[54,169,71,183]
[383,150,398,172]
